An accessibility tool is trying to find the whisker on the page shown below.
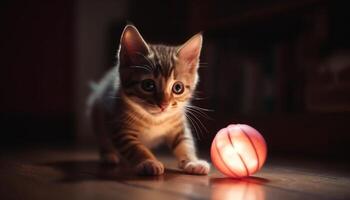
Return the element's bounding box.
[191,93,209,101]
[189,113,201,140]
[186,111,203,139]
[185,112,201,140]
[186,109,206,137]
[192,91,207,97]
[186,108,209,138]
[186,106,206,117]
[186,106,212,120]
[191,97,207,101]
[186,105,214,112]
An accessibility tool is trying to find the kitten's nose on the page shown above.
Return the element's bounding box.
[158,102,169,111]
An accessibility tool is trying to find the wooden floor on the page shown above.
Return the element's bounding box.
[1,147,349,200]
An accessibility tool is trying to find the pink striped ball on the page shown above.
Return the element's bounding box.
[211,124,267,178]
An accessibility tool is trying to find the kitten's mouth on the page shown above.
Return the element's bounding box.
[148,106,170,115]
[149,109,166,115]
[139,100,173,115]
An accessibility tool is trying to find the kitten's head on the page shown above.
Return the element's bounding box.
[117,25,202,115]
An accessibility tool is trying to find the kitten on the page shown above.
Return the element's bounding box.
[87,25,210,176]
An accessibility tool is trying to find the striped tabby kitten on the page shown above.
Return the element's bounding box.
[88,25,210,175]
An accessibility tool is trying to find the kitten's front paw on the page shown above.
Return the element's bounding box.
[181,160,210,175]
[135,159,164,176]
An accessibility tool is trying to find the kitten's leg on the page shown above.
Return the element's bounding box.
[167,127,210,175]
[91,104,120,164]
[98,134,120,164]
[113,131,164,176]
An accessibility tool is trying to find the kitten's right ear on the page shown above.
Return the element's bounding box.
[119,25,149,60]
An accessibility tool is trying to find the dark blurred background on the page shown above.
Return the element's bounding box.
[1,0,349,160]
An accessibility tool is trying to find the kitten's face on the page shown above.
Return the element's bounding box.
[118,25,202,115]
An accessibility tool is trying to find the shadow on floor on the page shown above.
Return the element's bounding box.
[40,160,189,183]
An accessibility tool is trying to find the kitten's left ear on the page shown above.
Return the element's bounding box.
[120,25,149,55]
[119,25,150,66]
[177,33,203,72]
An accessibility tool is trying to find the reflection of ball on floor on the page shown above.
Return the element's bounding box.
[211,178,265,200]
[211,124,267,178]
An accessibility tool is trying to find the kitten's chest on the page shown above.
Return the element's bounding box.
[136,116,182,148]
[137,126,168,147]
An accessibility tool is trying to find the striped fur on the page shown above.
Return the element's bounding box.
[88,25,210,175]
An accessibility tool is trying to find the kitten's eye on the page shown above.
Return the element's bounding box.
[172,81,184,94]
[141,79,156,92]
